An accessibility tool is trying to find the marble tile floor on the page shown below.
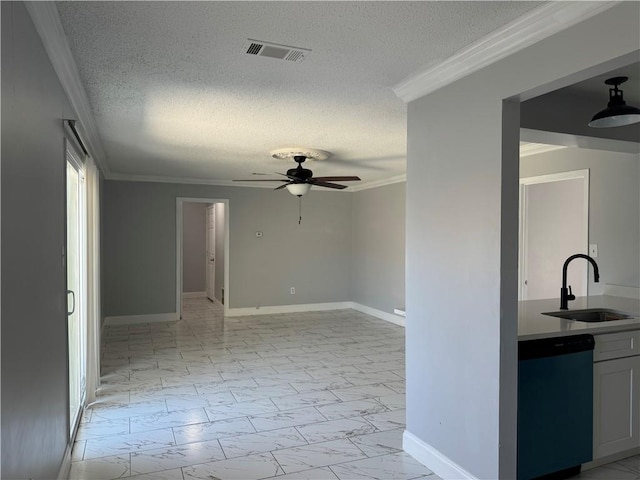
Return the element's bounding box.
[70,297,640,480]
[574,456,640,480]
[70,298,435,480]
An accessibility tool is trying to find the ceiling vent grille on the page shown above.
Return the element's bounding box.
[243,39,311,63]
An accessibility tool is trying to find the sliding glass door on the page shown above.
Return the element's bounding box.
[67,150,86,437]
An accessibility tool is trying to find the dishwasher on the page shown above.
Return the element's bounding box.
[517,334,595,480]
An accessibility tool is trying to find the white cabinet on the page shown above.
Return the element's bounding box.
[593,331,640,459]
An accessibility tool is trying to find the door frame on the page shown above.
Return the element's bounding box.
[65,139,87,439]
[518,169,589,300]
[176,197,230,318]
[205,204,216,301]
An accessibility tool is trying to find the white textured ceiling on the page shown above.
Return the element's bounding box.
[56,1,542,185]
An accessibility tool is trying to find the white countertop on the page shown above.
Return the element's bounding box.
[518,295,640,341]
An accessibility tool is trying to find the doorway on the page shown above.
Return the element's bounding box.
[66,145,87,438]
[206,204,216,302]
[177,198,229,318]
[519,169,589,301]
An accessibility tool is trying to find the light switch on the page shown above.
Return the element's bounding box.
[589,244,598,258]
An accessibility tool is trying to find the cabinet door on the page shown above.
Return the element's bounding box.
[593,356,640,459]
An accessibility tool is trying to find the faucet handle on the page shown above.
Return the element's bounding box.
[567,285,576,301]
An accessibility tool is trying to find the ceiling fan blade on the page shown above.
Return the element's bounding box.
[312,176,361,182]
[233,179,290,182]
[274,182,294,190]
[252,172,291,177]
[308,179,348,190]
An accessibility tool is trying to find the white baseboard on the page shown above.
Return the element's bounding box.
[226,302,352,317]
[582,447,640,472]
[226,301,406,327]
[104,312,179,326]
[603,284,640,299]
[57,442,72,480]
[104,302,405,327]
[403,430,477,480]
[182,291,207,298]
[350,302,405,327]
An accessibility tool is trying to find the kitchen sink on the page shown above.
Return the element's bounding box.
[543,308,637,322]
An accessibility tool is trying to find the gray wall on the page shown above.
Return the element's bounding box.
[103,181,353,315]
[1,2,72,477]
[214,202,226,302]
[405,3,639,478]
[352,182,405,313]
[182,202,207,292]
[520,147,640,294]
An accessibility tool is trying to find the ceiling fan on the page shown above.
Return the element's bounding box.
[233,148,361,196]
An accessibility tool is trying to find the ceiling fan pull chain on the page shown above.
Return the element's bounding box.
[299,196,302,225]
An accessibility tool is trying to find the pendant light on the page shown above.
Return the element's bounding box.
[588,76,640,128]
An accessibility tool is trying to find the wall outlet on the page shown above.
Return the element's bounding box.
[290,287,295,295]
[589,244,598,258]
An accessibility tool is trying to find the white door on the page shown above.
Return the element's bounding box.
[66,152,86,437]
[206,204,216,301]
[519,171,589,301]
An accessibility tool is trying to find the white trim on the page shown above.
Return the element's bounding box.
[24,2,109,176]
[110,172,351,190]
[176,198,230,319]
[226,302,353,317]
[519,169,590,187]
[403,430,477,480]
[104,313,179,326]
[351,303,405,327]
[111,173,255,187]
[57,443,72,480]
[603,284,640,300]
[108,172,406,192]
[182,291,207,299]
[349,175,406,192]
[519,142,567,158]
[393,308,406,318]
[582,447,640,472]
[226,301,406,327]
[520,129,640,155]
[519,169,590,301]
[393,2,618,103]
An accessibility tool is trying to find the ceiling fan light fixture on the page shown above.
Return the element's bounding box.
[588,76,640,128]
[286,183,312,196]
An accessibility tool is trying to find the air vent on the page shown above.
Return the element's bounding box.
[243,39,311,64]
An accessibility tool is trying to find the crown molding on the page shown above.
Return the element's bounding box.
[108,171,406,192]
[520,128,640,154]
[349,174,406,192]
[25,2,110,176]
[393,1,619,103]
[108,172,252,187]
[519,142,568,157]
[107,172,349,190]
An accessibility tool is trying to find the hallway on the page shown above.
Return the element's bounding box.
[70,298,434,479]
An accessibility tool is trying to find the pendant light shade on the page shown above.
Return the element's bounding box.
[286,183,311,196]
[588,76,640,128]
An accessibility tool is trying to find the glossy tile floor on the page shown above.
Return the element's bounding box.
[70,298,640,480]
[70,298,435,480]
[574,456,640,480]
